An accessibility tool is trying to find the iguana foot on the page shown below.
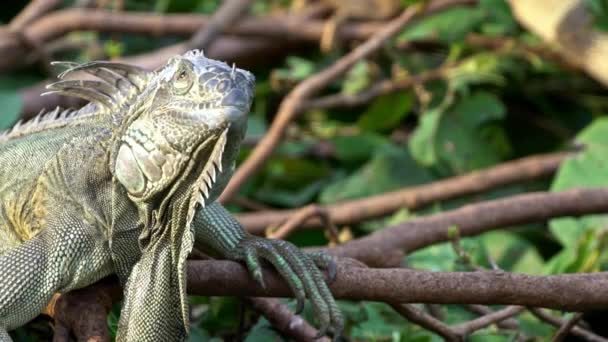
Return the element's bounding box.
[231,237,344,338]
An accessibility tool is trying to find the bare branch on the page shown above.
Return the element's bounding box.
[302,67,447,111]
[452,306,525,336]
[238,151,571,234]
[551,312,584,342]
[530,309,608,342]
[390,303,461,341]
[188,259,608,311]
[247,298,329,342]
[266,204,339,242]
[186,0,253,51]
[329,188,608,265]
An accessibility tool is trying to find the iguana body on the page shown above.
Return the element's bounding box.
[0,51,343,341]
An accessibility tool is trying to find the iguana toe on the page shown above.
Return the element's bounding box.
[232,237,344,339]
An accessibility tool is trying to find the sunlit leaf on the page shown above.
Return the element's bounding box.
[550,118,608,246]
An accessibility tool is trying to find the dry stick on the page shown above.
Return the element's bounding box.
[238,151,571,234]
[551,312,584,342]
[390,303,461,341]
[530,309,608,342]
[118,0,255,67]
[452,306,525,336]
[218,0,478,203]
[125,0,254,64]
[185,0,253,51]
[247,298,330,342]
[303,67,447,111]
[464,304,519,330]
[188,260,608,311]
[330,188,608,266]
[266,204,339,242]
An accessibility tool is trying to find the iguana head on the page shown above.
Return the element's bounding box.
[112,50,255,210]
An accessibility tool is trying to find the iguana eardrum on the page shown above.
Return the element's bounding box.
[0,50,343,341]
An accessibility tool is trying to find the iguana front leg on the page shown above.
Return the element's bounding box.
[0,212,112,341]
[193,202,344,338]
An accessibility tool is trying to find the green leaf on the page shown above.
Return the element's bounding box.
[273,56,316,82]
[409,108,443,166]
[398,7,484,43]
[448,53,512,91]
[320,144,432,203]
[431,91,509,174]
[550,118,608,246]
[330,133,388,163]
[342,61,374,95]
[479,0,518,35]
[255,158,331,207]
[357,91,414,132]
[452,91,506,128]
[544,229,606,274]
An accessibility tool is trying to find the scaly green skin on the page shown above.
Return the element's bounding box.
[0,51,343,341]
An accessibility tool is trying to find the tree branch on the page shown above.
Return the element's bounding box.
[329,188,608,265]
[238,151,570,234]
[188,260,608,311]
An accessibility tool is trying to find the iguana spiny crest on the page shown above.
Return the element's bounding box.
[45,50,254,224]
[109,51,254,211]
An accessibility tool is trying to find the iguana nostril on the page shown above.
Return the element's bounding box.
[220,89,249,109]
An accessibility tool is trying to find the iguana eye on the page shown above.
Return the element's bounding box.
[172,64,193,94]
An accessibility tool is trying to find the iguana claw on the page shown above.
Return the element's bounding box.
[232,237,344,339]
[307,251,338,284]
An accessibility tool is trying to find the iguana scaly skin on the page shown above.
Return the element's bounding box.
[0,50,343,341]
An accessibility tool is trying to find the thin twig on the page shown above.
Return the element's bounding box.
[247,298,329,342]
[452,306,525,336]
[530,309,607,342]
[219,0,478,203]
[390,303,461,341]
[463,305,519,330]
[266,204,339,243]
[551,312,584,342]
[186,0,253,51]
[303,67,447,111]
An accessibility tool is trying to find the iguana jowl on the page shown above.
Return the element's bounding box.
[0,50,343,341]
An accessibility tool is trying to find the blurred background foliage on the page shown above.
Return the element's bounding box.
[6,0,608,340]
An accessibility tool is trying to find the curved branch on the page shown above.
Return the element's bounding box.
[238,151,570,234]
[329,187,608,265]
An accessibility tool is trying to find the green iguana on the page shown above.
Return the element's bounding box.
[0,50,343,341]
